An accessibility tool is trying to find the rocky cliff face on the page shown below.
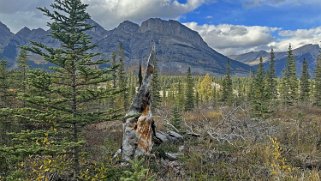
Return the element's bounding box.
[0,22,13,51]
[0,18,250,74]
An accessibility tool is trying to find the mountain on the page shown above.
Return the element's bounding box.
[230,44,321,76]
[0,22,14,52]
[0,18,250,74]
[230,50,269,65]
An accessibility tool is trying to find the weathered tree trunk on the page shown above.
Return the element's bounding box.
[121,47,156,161]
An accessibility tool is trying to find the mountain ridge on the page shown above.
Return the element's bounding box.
[0,18,251,74]
[230,44,321,76]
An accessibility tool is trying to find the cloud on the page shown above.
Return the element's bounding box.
[185,21,321,55]
[0,0,206,33]
[270,27,321,51]
[184,22,279,55]
[0,0,51,32]
[83,0,206,30]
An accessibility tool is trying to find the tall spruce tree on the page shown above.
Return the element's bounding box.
[252,57,268,117]
[177,80,185,108]
[315,53,321,107]
[7,0,121,178]
[184,67,194,111]
[222,61,233,104]
[118,43,129,111]
[300,59,310,102]
[150,45,161,109]
[0,60,10,108]
[284,44,298,105]
[267,48,277,100]
[16,49,29,107]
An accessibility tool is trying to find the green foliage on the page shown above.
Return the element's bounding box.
[171,106,182,130]
[185,67,194,111]
[222,61,233,104]
[284,44,298,105]
[267,48,277,100]
[300,59,310,102]
[251,57,269,117]
[151,47,161,109]
[118,43,129,111]
[120,159,155,181]
[0,0,121,179]
[315,53,321,107]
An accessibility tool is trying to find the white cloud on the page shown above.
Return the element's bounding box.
[184,22,321,55]
[0,0,51,32]
[184,22,279,55]
[83,0,206,30]
[0,0,206,32]
[270,27,321,52]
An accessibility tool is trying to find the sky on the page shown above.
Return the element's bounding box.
[0,0,321,55]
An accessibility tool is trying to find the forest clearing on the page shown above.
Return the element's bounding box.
[1,0,321,180]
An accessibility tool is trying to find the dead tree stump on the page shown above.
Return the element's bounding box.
[121,47,156,161]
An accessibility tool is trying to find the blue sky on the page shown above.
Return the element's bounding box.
[180,0,321,30]
[0,0,321,55]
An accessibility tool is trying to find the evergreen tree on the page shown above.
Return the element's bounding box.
[267,48,277,100]
[112,52,117,89]
[300,59,310,102]
[177,80,185,108]
[184,67,194,111]
[252,57,268,117]
[171,106,182,130]
[138,61,143,88]
[118,43,129,111]
[4,0,121,178]
[0,60,10,108]
[150,45,161,109]
[222,61,233,104]
[284,44,298,105]
[16,49,29,107]
[315,53,321,107]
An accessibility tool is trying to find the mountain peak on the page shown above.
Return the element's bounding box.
[0,21,11,33]
[116,20,139,33]
[16,27,31,36]
[139,18,204,46]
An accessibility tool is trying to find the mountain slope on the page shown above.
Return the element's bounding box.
[0,19,250,74]
[0,22,14,52]
[231,44,321,76]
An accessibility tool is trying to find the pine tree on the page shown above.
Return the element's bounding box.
[0,60,11,145]
[138,61,143,88]
[171,106,182,130]
[284,44,298,105]
[5,0,121,178]
[252,57,268,117]
[184,67,194,111]
[222,61,233,104]
[16,49,29,107]
[118,43,129,111]
[267,48,277,100]
[0,60,10,108]
[315,53,321,107]
[177,80,185,108]
[150,46,161,109]
[300,59,310,102]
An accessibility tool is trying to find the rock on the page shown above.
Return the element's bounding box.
[0,19,250,75]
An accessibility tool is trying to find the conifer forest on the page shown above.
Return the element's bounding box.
[1,0,321,180]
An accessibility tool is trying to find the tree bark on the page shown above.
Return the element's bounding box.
[121,47,156,161]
